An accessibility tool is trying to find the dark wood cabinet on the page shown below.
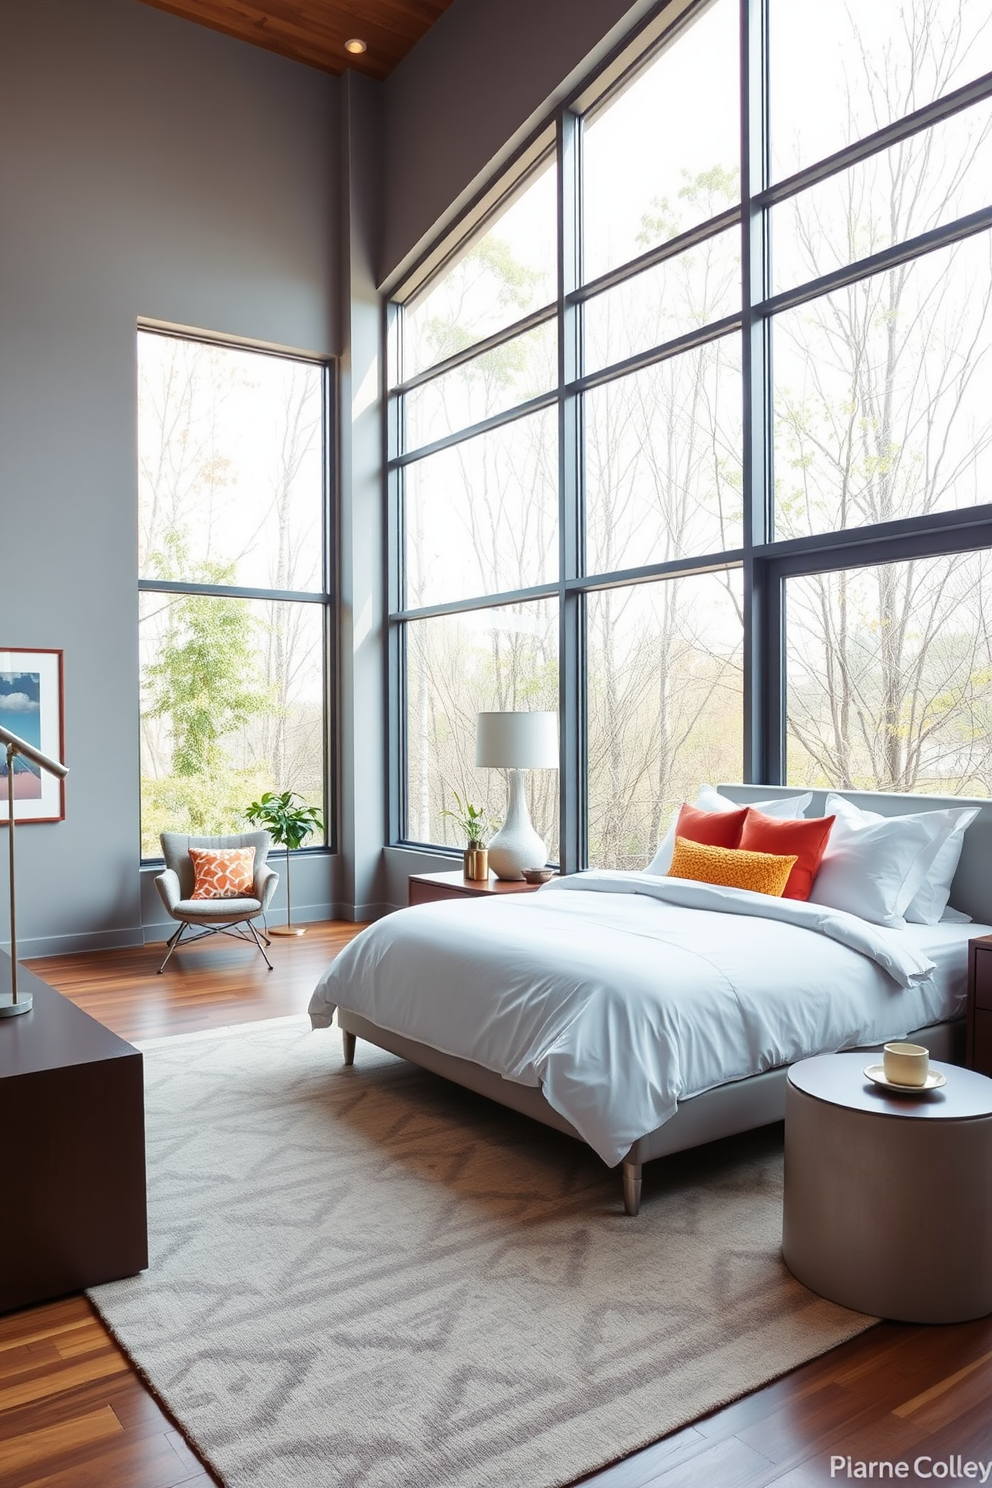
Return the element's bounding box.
[408,869,550,906]
[967,935,992,1077]
[0,955,147,1313]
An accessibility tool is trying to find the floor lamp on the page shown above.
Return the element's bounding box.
[1,724,69,1018]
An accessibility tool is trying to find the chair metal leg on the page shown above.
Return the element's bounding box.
[158,922,189,974]
[159,917,272,972]
[246,919,274,971]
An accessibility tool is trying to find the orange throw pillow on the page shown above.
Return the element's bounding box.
[738,808,835,901]
[189,846,256,900]
[668,837,798,897]
[673,801,748,850]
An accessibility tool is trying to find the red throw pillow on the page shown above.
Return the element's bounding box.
[738,808,835,901]
[673,801,748,850]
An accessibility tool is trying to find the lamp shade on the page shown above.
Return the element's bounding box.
[475,711,558,769]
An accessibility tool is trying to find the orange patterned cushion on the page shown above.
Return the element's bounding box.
[668,836,798,897]
[189,846,256,900]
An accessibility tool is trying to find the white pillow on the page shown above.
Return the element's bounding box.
[908,832,973,923]
[819,793,978,925]
[808,794,977,928]
[644,785,813,876]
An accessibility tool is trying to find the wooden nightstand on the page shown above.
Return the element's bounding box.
[967,934,992,1076]
[408,869,553,906]
[0,955,147,1312]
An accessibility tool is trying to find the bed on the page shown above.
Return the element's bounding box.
[309,787,992,1214]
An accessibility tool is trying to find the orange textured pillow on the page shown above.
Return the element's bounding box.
[668,836,797,897]
[189,846,256,900]
[674,801,748,850]
[738,808,835,901]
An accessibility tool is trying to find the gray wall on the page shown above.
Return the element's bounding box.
[0,0,340,954]
[380,0,656,286]
[0,0,690,952]
[336,71,393,923]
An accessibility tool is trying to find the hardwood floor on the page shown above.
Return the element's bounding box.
[2,924,990,1488]
[29,920,365,1043]
[0,1296,214,1488]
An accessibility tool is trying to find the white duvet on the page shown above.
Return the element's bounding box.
[308,872,974,1166]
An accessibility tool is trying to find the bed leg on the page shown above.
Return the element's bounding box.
[622,1160,642,1216]
[342,1030,356,1066]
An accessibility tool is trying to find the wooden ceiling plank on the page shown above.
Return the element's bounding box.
[243,2,427,50]
[137,0,350,72]
[134,0,457,77]
[259,0,443,51]
[154,0,361,51]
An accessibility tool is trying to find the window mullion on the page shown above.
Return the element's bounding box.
[558,107,583,875]
[741,0,775,784]
[386,301,406,844]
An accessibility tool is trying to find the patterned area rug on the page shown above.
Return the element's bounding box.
[89,1018,874,1488]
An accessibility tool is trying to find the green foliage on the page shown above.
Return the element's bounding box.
[476,234,542,308]
[141,766,269,854]
[422,235,542,366]
[142,529,271,779]
[637,165,740,248]
[245,789,324,850]
[441,792,492,845]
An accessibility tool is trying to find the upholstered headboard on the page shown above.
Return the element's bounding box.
[717,784,992,928]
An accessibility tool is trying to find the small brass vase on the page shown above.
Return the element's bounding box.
[464,844,489,881]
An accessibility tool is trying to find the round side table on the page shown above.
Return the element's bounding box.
[783,1053,992,1323]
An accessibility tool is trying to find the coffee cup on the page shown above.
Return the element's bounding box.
[883,1041,929,1087]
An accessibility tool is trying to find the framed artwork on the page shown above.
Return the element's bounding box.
[0,649,65,824]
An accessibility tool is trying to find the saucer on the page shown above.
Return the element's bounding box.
[864,1063,946,1094]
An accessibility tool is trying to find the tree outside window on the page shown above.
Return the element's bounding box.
[137,331,328,859]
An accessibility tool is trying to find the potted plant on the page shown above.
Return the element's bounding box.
[443,792,491,879]
[245,790,324,937]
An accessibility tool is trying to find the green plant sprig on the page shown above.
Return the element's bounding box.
[442,791,492,846]
[245,790,324,849]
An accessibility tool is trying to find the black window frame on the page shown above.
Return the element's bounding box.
[386,0,992,872]
[137,323,336,865]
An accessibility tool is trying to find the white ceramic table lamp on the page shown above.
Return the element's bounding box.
[475,711,558,880]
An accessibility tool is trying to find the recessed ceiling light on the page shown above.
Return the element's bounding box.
[344,38,367,54]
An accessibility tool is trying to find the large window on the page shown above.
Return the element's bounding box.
[138,329,330,859]
[786,552,992,793]
[389,0,992,871]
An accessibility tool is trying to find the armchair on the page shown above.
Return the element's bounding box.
[155,830,279,973]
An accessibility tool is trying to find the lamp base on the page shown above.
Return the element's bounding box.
[487,769,548,881]
[270,925,307,937]
[0,989,33,1018]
